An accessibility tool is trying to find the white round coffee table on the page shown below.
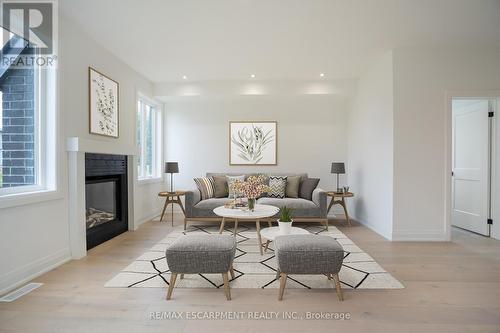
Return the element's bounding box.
[260,226,311,253]
[214,204,279,255]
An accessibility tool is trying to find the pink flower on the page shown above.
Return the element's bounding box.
[232,175,270,199]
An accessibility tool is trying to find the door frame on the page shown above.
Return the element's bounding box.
[445,90,500,241]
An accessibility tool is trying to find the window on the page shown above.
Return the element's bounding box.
[136,96,162,180]
[0,27,56,199]
[1,32,39,194]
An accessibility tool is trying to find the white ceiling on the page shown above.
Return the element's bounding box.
[61,0,500,83]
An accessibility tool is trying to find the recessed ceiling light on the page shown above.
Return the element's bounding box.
[182,75,187,80]
[320,73,325,77]
[250,74,256,78]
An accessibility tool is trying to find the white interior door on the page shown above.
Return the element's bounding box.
[452,99,491,236]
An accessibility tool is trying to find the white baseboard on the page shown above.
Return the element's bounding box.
[392,229,447,241]
[350,214,393,240]
[0,248,71,296]
[133,210,162,229]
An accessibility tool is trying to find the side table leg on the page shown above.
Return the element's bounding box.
[177,197,186,216]
[341,197,351,227]
[171,201,174,227]
[256,220,263,255]
[160,198,168,222]
[264,240,270,253]
[327,196,335,214]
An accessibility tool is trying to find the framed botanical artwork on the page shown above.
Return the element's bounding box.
[89,67,119,138]
[229,121,277,165]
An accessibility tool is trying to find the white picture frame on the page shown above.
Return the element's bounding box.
[229,121,277,165]
[89,67,119,138]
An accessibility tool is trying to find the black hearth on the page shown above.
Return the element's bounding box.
[85,153,128,250]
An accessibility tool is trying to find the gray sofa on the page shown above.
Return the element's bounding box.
[184,173,328,229]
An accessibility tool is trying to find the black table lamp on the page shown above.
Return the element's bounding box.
[165,162,179,193]
[331,162,345,193]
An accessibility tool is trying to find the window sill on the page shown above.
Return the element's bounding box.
[137,177,164,186]
[0,188,63,209]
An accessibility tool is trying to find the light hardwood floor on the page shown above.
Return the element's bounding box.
[1,216,500,333]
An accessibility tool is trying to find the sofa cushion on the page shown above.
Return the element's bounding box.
[285,175,301,198]
[268,176,287,198]
[299,178,320,200]
[194,198,233,210]
[212,175,228,198]
[194,177,215,200]
[257,197,317,210]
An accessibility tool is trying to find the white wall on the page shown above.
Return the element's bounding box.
[59,15,165,229]
[392,47,500,240]
[164,94,349,196]
[347,52,394,240]
[0,13,163,294]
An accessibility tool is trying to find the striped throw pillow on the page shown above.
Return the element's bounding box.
[194,177,216,200]
[268,176,287,199]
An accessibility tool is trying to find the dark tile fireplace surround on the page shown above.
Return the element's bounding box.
[85,153,128,250]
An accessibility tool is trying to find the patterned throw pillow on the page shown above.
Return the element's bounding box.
[226,175,245,198]
[268,176,287,199]
[194,177,216,200]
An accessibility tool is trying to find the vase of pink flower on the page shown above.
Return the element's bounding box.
[232,175,270,211]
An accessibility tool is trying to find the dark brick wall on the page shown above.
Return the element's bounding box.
[0,65,35,188]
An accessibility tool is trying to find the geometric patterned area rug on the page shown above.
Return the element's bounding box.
[105,224,404,290]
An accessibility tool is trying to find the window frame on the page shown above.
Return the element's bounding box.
[136,93,163,183]
[0,59,43,196]
[0,63,58,206]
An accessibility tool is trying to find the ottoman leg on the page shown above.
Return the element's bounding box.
[222,272,231,300]
[229,266,235,279]
[167,273,178,300]
[180,274,184,279]
[332,273,343,301]
[278,273,287,301]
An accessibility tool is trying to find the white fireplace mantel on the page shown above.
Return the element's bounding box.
[67,136,137,259]
[66,136,139,156]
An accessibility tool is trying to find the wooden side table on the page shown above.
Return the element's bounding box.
[326,191,354,226]
[158,191,187,226]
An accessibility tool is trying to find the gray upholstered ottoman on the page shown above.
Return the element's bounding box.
[274,234,344,301]
[165,234,236,300]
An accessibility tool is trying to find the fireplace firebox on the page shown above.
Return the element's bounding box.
[85,153,128,249]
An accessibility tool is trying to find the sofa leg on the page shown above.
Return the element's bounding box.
[183,218,187,230]
[278,273,287,301]
[332,273,343,301]
[324,219,329,231]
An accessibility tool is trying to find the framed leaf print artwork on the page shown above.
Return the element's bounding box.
[89,67,119,138]
[229,121,277,165]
